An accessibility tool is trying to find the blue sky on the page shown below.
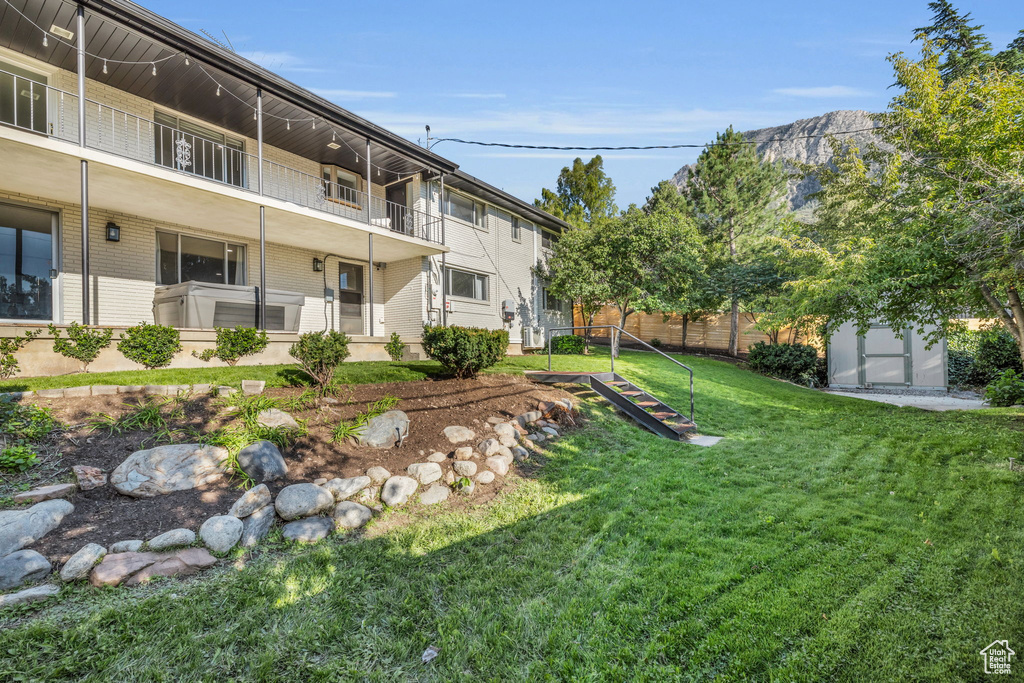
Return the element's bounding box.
[150,0,1022,207]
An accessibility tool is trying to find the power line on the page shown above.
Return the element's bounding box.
[427,126,881,152]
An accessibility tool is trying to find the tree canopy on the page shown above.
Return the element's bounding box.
[534,156,617,228]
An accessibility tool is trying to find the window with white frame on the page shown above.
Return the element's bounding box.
[446,267,489,301]
[157,231,246,285]
[543,287,568,314]
[154,111,245,187]
[444,190,485,229]
[541,228,559,250]
[0,58,48,135]
[512,216,525,242]
[322,165,362,205]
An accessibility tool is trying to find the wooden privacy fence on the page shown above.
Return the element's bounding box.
[572,307,802,354]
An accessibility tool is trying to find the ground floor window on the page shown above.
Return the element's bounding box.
[543,287,568,314]
[446,267,488,301]
[156,231,246,285]
[0,202,55,321]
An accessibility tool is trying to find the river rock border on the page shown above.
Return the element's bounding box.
[0,381,262,403]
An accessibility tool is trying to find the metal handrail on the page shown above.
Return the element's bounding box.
[546,324,695,422]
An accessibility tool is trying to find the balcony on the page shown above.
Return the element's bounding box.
[0,68,442,245]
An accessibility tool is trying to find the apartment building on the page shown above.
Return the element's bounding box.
[0,0,570,374]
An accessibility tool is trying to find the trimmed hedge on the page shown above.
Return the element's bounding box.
[747,341,823,386]
[289,330,351,391]
[117,322,182,369]
[421,325,509,378]
[549,334,585,355]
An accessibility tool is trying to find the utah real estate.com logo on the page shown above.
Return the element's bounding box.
[980,640,1015,675]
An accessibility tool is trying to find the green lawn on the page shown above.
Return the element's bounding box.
[2,350,1022,681]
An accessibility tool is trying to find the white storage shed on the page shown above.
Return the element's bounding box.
[827,322,947,390]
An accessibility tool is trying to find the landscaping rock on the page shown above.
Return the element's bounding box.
[282,517,333,543]
[240,505,276,547]
[35,389,64,399]
[191,383,212,394]
[420,484,450,506]
[90,385,119,396]
[323,476,371,501]
[498,435,517,449]
[487,416,507,424]
[454,446,474,461]
[119,385,145,394]
[59,543,106,581]
[407,462,442,485]
[237,441,288,483]
[427,452,447,463]
[110,540,143,553]
[72,465,107,491]
[513,447,530,462]
[526,433,544,443]
[359,486,381,505]
[274,483,334,521]
[366,466,391,485]
[542,426,560,437]
[63,386,91,398]
[381,476,418,507]
[476,471,496,485]
[0,584,59,609]
[110,444,227,498]
[241,380,265,396]
[477,439,500,457]
[334,501,373,529]
[443,425,476,444]
[485,456,510,477]
[148,528,196,550]
[492,423,517,439]
[457,480,475,495]
[314,478,328,485]
[358,410,410,448]
[256,408,300,431]
[199,515,243,553]
[13,483,77,504]
[496,446,513,461]
[0,550,50,590]
[123,548,217,587]
[453,460,477,477]
[144,385,168,396]
[216,386,236,397]
[228,484,272,518]
[444,470,456,485]
[0,499,74,557]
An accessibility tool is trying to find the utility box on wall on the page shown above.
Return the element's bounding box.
[827,322,947,390]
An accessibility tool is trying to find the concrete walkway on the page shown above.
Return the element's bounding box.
[825,391,987,411]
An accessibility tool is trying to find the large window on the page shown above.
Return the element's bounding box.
[154,111,245,187]
[541,229,559,250]
[446,267,488,301]
[322,165,362,206]
[0,59,48,135]
[543,287,568,314]
[0,202,54,320]
[157,231,246,285]
[444,191,485,229]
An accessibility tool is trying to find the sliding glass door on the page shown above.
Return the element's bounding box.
[0,203,56,321]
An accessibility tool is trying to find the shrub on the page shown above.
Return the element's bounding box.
[289,330,351,391]
[650,337,663,348]
[747,341,822,385]
[194,326,268,366]
[549,334,585,355]
[117,322,182,369]
[985,369,1024,407]
[975,326,1022,381]
[48,322,113,371]
[421,325,509,378]
[0,400,55,441]
[0,444,37,472]
[0,330,41,380]
[385,332,405,362]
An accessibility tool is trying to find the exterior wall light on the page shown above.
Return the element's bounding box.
[313,257,324,272]
[105,221,121,242]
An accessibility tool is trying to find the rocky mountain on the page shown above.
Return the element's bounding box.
[670,110,880,217]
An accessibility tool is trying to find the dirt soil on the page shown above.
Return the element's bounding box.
[4,374,576,563]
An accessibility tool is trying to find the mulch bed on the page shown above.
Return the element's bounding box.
[3,374,576,563]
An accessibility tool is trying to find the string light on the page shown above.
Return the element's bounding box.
[151,62,156,76]
[311,120,316,130]
[286,120,290,130]
[42,33,47,47]
[102,59,108,74]
[184,55,190,66]
[253,109,257,121]
[216,84,221,96]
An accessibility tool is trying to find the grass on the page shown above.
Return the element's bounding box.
[2,350,1023,680]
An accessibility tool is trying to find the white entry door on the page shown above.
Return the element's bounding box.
[337,262,364,335]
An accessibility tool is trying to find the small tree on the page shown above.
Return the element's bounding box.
[48,322,113,372]
[535,221,609,351]
[0,330,41,380]
[421,325,508,378]
[194,326,269,366]
[384,332,405,362]
[289,330,351,391]
[117,322,182,369]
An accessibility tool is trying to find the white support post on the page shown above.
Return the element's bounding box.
[257,88,266,329]
[77,4,89,324]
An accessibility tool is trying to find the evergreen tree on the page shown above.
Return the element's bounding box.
[534,156,617,228]
[915,1,1023,82]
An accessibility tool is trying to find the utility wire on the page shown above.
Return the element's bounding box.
[427,126,881,152]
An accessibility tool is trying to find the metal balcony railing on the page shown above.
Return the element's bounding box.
[0,69,442,245]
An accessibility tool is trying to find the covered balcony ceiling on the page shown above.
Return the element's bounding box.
[0,0,449,185]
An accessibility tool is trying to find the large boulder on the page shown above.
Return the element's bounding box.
[110,444,228,498]
[125,548,216,587]
[381,476,418,507]
[443,426,475,444]
[0,499,74,557]
[0,549,50,590]
[59,543,106,582]
[256,408,300,431]
[90,548,216,587]
[237,441,288,483]
[240,505,276,548]
[333,501,373,529]
[358,410,410,448]
[274,484,334,521]
[281,517,333,543]
[323,476,371,501]
[199,515,243,553]
[228,484,272,518]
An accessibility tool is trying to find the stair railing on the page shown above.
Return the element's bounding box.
[545,325,695,423]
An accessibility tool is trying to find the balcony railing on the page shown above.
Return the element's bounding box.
[0,69,442,245]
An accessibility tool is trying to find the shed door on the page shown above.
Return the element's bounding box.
[859,325,910,386]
